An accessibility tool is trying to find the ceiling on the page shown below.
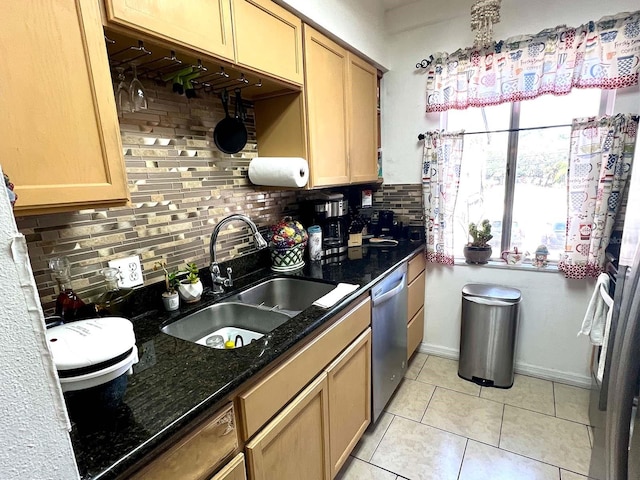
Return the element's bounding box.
[381,0,419,11]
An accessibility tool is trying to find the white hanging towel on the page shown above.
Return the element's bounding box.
[596,284,615,383]
[578,273,610,345]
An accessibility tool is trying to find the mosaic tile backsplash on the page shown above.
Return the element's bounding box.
[16,76,425,313]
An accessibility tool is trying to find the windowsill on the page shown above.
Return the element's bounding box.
[453,259,561,273]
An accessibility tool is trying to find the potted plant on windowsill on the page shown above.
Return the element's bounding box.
[177,262,203,303]
[154,262,180,311]
[464,220,493,264]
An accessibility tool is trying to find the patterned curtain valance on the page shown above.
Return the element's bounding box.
[425,10,640,113]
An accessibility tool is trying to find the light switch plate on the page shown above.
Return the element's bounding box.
[108,255,144,288]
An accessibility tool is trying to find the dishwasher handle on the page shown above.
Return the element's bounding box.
[372,274,407,306]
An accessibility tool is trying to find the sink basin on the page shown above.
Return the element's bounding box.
[161,278,336,349]
[225,277,335,316]
[161,302,290,348]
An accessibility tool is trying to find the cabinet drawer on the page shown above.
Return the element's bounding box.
[408,252,426,284]
[238,297,371,441]
[211,453,246,480]
[232,0,303,84]
[130,404,237,480]
[407,306,424,360]
[407,271,425,322]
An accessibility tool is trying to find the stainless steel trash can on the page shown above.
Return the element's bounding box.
[458,284,521,388]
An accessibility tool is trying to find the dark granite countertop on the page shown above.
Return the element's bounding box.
[71,241,425,479]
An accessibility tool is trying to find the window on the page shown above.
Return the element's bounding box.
[447,89,605,261]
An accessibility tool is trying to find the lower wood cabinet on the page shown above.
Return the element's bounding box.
[243,308,372,480]
[407,252,426,359]
[327,328,371,477]
[407,306,424,359]
[245,374,331,480]
[211,453,247,480]
[129,404,237,480]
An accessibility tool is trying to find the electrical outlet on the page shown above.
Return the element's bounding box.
[135,340,156,373]
[108,255,143,288]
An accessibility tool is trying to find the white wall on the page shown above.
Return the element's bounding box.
[276,0,387,68]
[424,265,595,386]
[384,0,640,384]
[0,174,79,479]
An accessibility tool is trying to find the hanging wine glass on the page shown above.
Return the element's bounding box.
[129,64,148,111]
[115,67,132,116]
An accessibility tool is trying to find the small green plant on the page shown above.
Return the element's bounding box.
[182,262,200,284]
[468,220,493,247]
[154,262,179,293]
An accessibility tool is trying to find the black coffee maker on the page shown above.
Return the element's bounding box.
[377,210,395,237]
[302,193,349,258]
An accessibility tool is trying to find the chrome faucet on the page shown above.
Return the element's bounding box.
[209,214,268,293]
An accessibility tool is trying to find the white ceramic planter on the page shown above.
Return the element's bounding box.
[178,280,203,303]
[161,291,180,311]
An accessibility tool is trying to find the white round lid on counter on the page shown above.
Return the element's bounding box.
[46,317,136,372]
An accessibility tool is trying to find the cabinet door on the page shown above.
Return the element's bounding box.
[246,374,330,480]
[0,0,128,215]
[232,0,303,85]
[408,271,426,322]
[211,453,247,480]
[303,26,349,188]
[104,0,234,61]
[347,54,378,184]
[407,306,424,360]
[326,329,371,477]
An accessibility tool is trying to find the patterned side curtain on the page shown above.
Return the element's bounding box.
[559,114,638,279]
[422,132,464,265]
[425,10,640,112]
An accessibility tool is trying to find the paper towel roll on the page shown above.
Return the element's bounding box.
[248,157,309,188]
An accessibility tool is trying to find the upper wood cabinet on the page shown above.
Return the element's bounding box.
[255,26,380,189]
[347,54,379,183]
[303,26,350,187]
[104,0,235,61]
[231,0,303,85]
[0,0,128,216]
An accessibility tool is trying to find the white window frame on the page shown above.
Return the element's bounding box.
[442,90,616,257]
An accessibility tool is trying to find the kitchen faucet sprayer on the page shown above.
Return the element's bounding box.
[209,214,268,293]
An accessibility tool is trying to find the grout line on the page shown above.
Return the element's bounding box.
[358,453,403,478]
[419,385,437,422]
[367,413,396,462]
[498,403,506,447]
[501,403,591,428]
[497,443,589,474]
[552,381,557,417]
[456,439,469,480]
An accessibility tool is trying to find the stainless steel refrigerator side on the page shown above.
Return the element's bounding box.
[606,246,640,480]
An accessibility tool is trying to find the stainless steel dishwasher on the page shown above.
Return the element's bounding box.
[371,262,408,422]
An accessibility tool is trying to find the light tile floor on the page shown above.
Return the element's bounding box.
[337,354,594,480]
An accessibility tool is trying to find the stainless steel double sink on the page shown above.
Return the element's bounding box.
[161,277,336,349]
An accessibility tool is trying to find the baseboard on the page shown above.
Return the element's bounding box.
[417,342,592,388]
[418,343,458,360]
